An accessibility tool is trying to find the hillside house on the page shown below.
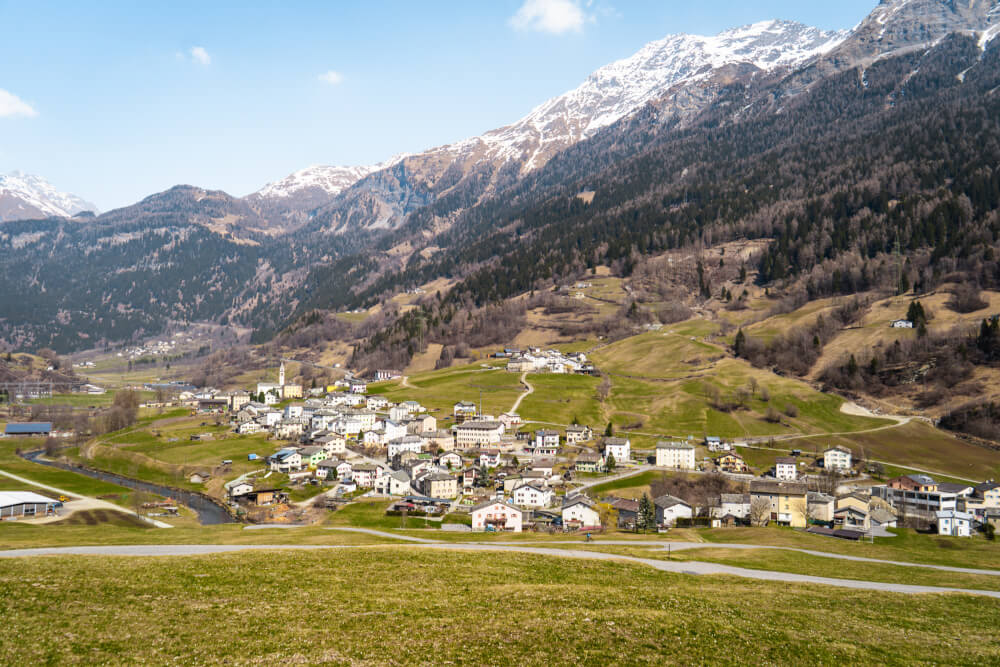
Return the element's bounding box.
[750,480,809,528]
[654,495,693,527]
[454,421,504,448]
[562,494,601,530]
[454,401,478,421]
[717,493,751,520]
[269,449,302,473]
[437,451,464,470]
[565,424,593,445]
[471,500,523,532]
[656,441,696,470]
[479,449,502,469]
[512,484,554,508]
[574,452,605,473]
[715,452,749,474]
[774,457,798,481]
[387,435,425,459]
[534,429,560,450]
[937,510,973,537]
[823,445,853,471]
[421,473,459,499]
[602,437,631,464]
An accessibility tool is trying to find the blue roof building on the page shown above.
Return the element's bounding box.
[3,422,52,437]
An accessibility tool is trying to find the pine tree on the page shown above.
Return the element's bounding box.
[734,329,746,357]
[638,494,656,533]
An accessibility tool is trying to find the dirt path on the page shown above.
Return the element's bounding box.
[509,371,534,414]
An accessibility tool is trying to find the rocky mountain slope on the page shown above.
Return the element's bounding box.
[3,0,1000,353]
[0,172,98,222]
[255,20,847,236]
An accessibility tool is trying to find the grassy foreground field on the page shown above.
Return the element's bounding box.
[1,549,998,665]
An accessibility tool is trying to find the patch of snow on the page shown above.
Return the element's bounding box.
[980,24,1000,50]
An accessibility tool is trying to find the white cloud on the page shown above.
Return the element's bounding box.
[190,46,211,66]
[318,70,344,86]
[509,0,591,35]
[0,89,37,119]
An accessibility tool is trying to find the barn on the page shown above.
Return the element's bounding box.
[3,422,53,437]
[0,491,59,519]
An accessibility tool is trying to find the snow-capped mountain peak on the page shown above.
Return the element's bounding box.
[472,19,847,171]
[255,164,380,200]
[0,172,98,222]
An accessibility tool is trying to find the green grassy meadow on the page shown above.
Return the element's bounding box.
[1,548,998,665]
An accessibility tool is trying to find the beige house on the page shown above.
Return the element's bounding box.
[656,441,695,470]
[422,473,459,499]
[750,480,808,527]
[454,421,505,448]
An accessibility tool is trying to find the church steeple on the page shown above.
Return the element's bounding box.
[279,361,286,387]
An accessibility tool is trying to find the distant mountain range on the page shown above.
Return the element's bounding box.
[2,0,999,352]
[0,172,98,222]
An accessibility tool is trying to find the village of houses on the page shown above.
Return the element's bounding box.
[123,352,999,542]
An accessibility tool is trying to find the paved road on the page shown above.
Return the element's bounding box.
[509,371,534,414]
[0,469,173,528]
[1,540,997,598]
[325,526,440,543]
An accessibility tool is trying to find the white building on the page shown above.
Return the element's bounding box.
[561,494,601,529]
[774,457,798,481]
[454,421,505,448]
[471,500,523,532]
[654,495,693,527]
[602,437,630,464]
[512,484,554,509]
[823,445,853,471]
[388,435,425,459]
[937,510,973,537]
[656,441,695,470]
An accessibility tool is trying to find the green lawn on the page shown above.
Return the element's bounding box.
[585,470,666,496]
[1,548,998,664]
[516,373,603,425]
[376,364,521,417]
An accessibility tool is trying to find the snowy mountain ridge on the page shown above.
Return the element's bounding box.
[0,172,98,222]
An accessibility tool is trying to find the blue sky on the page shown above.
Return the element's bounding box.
[0,0,877,210]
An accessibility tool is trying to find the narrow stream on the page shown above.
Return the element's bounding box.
[21,450,236,525]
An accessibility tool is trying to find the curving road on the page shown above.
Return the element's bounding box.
[3,533,999,599]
